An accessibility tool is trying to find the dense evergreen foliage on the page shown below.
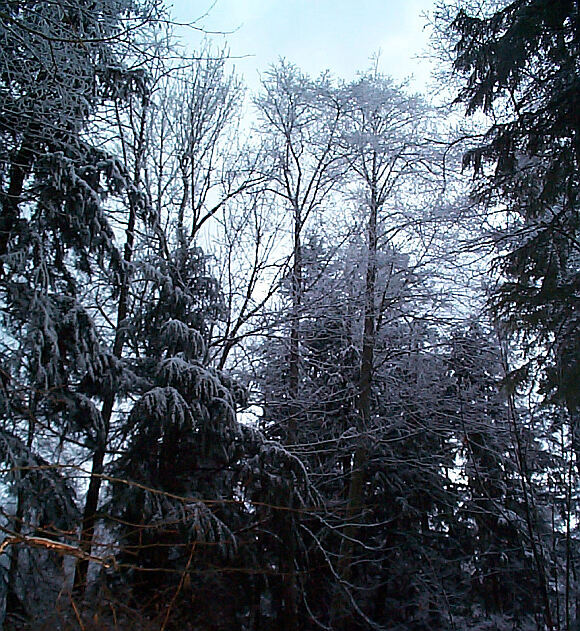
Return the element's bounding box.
[451,0,580,416]
[0,1,578,629]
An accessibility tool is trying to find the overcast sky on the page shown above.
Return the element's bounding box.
[170,0,438,92]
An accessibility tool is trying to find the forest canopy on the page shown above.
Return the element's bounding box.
[0,1,578,630]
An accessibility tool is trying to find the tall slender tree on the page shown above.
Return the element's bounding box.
[331,72,438,627]
[256,61,347,445]
[255,62,348,629]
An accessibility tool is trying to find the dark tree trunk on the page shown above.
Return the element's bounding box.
[277,205,302,631]
[74,100,144,594]
[0,135,37,269]
[332,182,378,629]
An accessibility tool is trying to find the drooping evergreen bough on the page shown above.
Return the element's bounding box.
[445,2,580,627]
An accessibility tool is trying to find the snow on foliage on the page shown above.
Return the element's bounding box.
[128,386,192,432]
[159,319,206,359]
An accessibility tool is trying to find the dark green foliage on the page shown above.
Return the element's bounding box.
[447,326,545,620]
[255,228,557,629]
[450,0,580,414]
[0,431,79,531]
[0,0,144,438]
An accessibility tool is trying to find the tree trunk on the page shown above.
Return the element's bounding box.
[332,183,378,628]
[278,204,302,630]
[288,204,302,445]
[74,99,145,594]
[0,135,36,269]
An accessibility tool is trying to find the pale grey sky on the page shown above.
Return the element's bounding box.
[170,0,437,91]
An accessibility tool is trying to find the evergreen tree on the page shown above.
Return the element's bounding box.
[108,244,314,629]
[257,238,460,630]
[447,324,549,627]
[439,3,580,626]
[0,0,156,618]
[443,0,580,432]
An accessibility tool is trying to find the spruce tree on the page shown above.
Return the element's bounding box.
[0,0,157,618]
[444,0,580,424]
